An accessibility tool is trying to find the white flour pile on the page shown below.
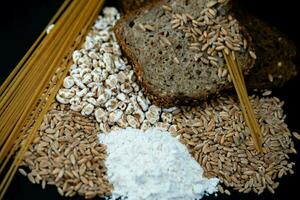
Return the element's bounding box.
[98,128,219,200]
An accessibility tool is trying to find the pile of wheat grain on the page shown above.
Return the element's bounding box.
[172,95,298,194]
[19,103,112,199]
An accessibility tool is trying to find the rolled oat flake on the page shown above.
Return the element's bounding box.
[99,128,219,200]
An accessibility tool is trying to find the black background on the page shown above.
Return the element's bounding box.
[1,0,300,200]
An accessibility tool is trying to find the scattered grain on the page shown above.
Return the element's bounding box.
[268,74,274,82]
[144,24,155,32]
[224,189,231,195]
[160,36,172,46]
[207,1,218,8]
[21,103,112,198]
[249,50,257,59]
[138,23,146,32]
[162,5,172,12]
[18,168,27,176]
[292,132,300,140]
[174,96,296,195]
[262,90,272,96]
[173,57,180,64]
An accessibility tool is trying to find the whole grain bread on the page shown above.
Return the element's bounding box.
[114,0,255,107]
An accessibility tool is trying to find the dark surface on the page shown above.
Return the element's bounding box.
[1,0,300,200]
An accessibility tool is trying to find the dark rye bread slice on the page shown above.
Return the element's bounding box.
[232,3,298,90]
[114,0,255,107]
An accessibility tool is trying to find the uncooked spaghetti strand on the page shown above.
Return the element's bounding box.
[234,55,262,151]
[223,52,254,135]
[227,55,262,150]
[223,51,262,152]
[224,54,261,150]
[233,58,262,145]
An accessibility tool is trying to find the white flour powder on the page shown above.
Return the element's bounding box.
[98,128,219,200]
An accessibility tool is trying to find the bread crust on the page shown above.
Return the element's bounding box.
[121,0,156,14]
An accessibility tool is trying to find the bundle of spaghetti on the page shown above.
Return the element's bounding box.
[0,0,105,198]
[223,51,263,153]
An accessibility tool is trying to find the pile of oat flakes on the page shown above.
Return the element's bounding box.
[19,6,300,199]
